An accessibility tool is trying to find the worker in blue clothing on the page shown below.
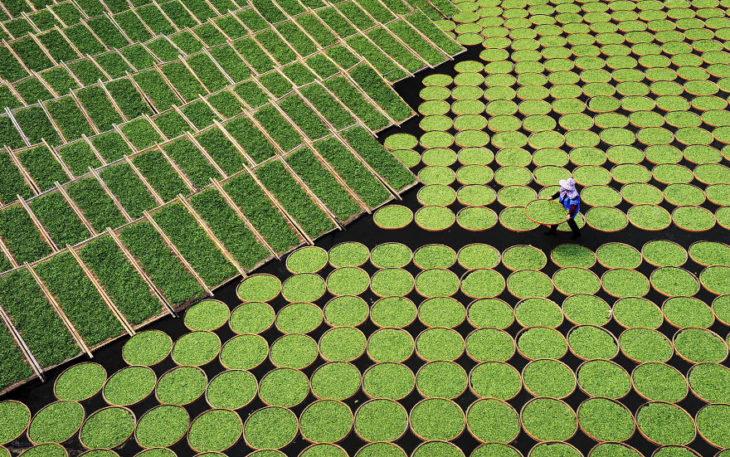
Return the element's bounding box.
[545,178,581,239]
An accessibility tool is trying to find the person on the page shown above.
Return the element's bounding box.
[545,178,581,239]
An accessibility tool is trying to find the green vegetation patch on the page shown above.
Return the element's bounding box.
[414,205,455,231]
[371,297,417,328]
[673,206,716,232]
[327,268,370,296]
[627,205,672,231]
[156,366,206,406]
[596,243,642,269]
[602,269,650,298]
[689,241,730,266]
[286,247,328,273]
[312,362,361,401]
[700,266,730,295]
[329,242,370,268]
[663,297,714,329]
[171,332,221,367]
[578,360,631,399]
[319,327,367,362]
[355,443,406,457]
[409,398,465,441]
[416,328,464,362]
[643,240,687,267]
[553,268,601,296]
[689,363,730,404]
[551,244,595,268]
[370,269,414,297]
[529,443,581,457]
[562,295,611,326]
[367,329,414,363]
[461,269,505,298]
[54,363,106,401]
[518,327,567,360]
[515,298,562,328]
[270,334,318,369]
[502,245,547,270]
[189,409,242,452]
[507,270,553,298]
[184,300,229,332]
[578,398,635,442]
[230,302,275,335]
[18,444,66,457]
[324,296,369,327]
[0,401,30,445]
[276,302,323,335]
[411,441,462,457]
[523,359,575,398]
[373,205,413,229]
[135,405,189,448]
[467,299,514,329]
[674,328,728,363]
[28,401,83,444]
[467,329,516,362]
[651,268,700,297]
[103,366,156,406]
[80,407,135,449]
[614,298,663,329]
[362,362,414,400]
[589,443,641,457]
[415,269,459,297]
[237,275,281,302]
[584,207,628,232]
[413,244,457,269]
[419,297,466,328]
[521,398,577,442]
[569,325,618,360]
[418,185,456,206]
[458,244,500,270]
[259,368,309,408]
[469,362,521,400]
[122,331,172,367]
[697,404,730,449]
[220,335,268,370]
[620,328,673,363]
[636,402,695,446]
[354,399,408,442]
[370,243,412,268]
[525,199,568,225]
[416,361,467,399]
[633,363,688,403]
[206,370,257,410]
[300,401,353,444]
[282,274,326,303]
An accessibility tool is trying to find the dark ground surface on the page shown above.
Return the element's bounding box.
[6,44,728,457]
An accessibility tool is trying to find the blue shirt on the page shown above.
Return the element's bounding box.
[560,194,580,218]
